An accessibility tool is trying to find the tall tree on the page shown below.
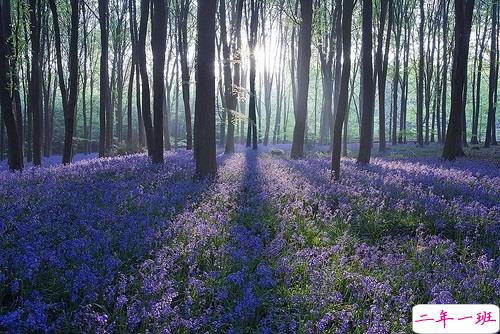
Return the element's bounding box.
[290,0,313,159]
[246,0,260,150]
[485,0,497,147]
[151,0,167,163]
[357,0,375,164]
[48,0,79,164]
[261,0,275,146]
[177,0,193,150]
[138,0,155,155]
[374,0,393,152]
[222,0,244,154]
[416,0,424,146]
[317,0,340,147]
[392,0,403,145]
[441,0,450,143]
[0,0,22,170]
[98,0,110,157]
[331,0,353,179]
[29,0,42,166]
[443,0,475,159]
[194,0,217,177]
[9,0,23,160]
[471,7,489,145]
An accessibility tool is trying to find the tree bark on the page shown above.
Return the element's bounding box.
[443,0,474,159]
[357,0,374,164]
[0,0,22,170]
[246,0,259,150]
[416,0,424,146]
[29,0,42,166]
[177,0,193,150]
[98,0,110,157]
[290,0,313,159]
[485,0,497,147]
[151,0,167,163]
[194,0,217,177]
[222,0,244,154]
[49,0,79,164]
[138,0,154,155]
[331,0,353,179]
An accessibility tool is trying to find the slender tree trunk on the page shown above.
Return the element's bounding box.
[485,0,497,147]
[178,0,193,150]
[331,0,343,148]
[98,0,109,157]
[63,0,79,164]
[246,0,259,150]
[376,0,393,152]
[443,0,474,159]
[290,0,313,158]
[331,0,353,178]
[223,0,244,154]
[416,0,425,146]
[441,0,450,144]
[194,0,217,177]
[11,0,23,160]
[399,18,410,144]
[358,0,374,164]
[392,3,402,146]
[151,0,167,163]
[49,0,79,164]
[471,16,488,145]
[29,0,43,166]
[424,14,437,145]
[127,55,135,149]
[82,3,88,154]
[273,26,286,144]
[0,0,22,170]
[138,0,154,155]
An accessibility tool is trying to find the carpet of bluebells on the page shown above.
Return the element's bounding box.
[0,149,499,333]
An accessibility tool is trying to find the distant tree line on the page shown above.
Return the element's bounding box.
[0,0,497,177]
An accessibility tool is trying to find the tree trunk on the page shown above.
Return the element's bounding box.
[471,13,488,145]
[0,0,22,170]
[194,0,217,177]
[246,0,259,150]
[331,0,353,179]
[290,0,313,159]
[416,0,424,146]
[392,2,402,146]
[29,0,42,166]
[443,0,474,159]
[441,0,450,144]
[331,0,343,149]
[178,0,193,150]
[399,18,410,144]
[223,0,244,154]
[63,0,79,164]
[485,0,497,147]
[138,0,154,155]
[98,0,109,157]
[151,0,167,163]
[49,0,79,164]
[376,0,393,152]
[357,0,374,164]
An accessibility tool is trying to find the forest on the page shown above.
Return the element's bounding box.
[0,0,499,332]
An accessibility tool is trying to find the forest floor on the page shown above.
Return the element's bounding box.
[0,145,499,333]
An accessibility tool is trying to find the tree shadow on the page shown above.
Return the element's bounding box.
[0,151,233,332]
[277,156,499,254]
[217,149,286,332]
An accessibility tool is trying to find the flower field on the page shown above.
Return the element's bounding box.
[0,150,499,333]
